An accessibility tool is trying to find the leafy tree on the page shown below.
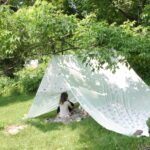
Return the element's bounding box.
[0,1,78,77]
[74,16,150,73]
[0,0,150,82]
[142,4,150,26]
[63,0,150,25]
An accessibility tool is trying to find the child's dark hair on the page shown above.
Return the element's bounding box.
[59,92,68,104]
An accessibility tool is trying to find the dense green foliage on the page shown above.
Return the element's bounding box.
[15,63,46,93]
[0,0,150,82]
[0,2,78,77]
[64,0,150,25]
[0,63,46,96]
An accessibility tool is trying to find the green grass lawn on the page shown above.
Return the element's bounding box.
[0,95,150,150]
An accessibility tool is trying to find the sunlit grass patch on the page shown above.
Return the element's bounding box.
[1,95,150,150]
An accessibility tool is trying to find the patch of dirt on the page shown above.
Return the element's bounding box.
[139,146,150,150]
[5,124,28,135]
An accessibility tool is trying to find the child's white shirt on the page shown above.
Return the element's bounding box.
[59,101,71,117]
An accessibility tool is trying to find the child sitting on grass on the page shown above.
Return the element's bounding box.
[57,92,74,118]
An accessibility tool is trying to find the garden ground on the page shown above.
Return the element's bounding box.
[0,95,150,150]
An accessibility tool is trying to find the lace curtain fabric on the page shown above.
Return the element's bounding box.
[27,55,150,136]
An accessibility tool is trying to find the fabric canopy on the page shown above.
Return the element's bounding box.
[27,55,150,136]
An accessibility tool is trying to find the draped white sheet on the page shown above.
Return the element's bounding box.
[27,55,150,136]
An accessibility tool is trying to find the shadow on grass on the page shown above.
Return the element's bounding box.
[0,94,34,107]
[27,114,150,150]
[27,119,64,133]
[26,104,81,132]
[74,118,150,150]
[26,110,64,132]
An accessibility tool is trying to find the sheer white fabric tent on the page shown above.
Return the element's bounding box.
[27,55,150,136]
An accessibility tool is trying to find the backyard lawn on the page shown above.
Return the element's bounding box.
[0,95,150,150]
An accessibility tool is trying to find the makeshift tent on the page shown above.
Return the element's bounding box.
[27,55,150,136]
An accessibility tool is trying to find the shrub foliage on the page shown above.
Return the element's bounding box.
[0,63,46,96]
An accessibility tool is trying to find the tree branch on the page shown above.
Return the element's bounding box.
[109,0,136,21]
[26,47,81,57]
[26,39,55,51]
[141,0,147,8]
[117,7,135,21]
[0,0,9,5]
[54,47,81,54]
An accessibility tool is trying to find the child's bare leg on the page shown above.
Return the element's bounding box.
[57,113,60,118]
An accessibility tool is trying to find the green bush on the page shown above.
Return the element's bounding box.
[0,76,21,96]
[146,118,150,134]
[15,63,46,94]
[0,63,47,96]
[129,58,150,86]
